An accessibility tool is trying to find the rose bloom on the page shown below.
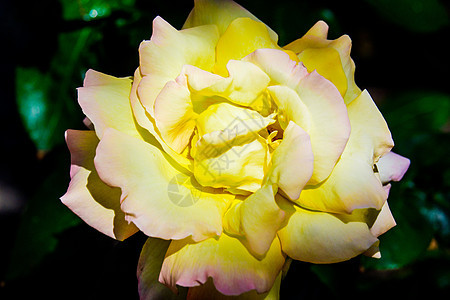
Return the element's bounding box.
[61,0,410,298]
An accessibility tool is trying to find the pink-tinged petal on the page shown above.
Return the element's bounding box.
[186,272,281,300]
[183,0,278,41]
[296,70,350,184]
[77,69,146,140]
[370,200,396,237]
[138,17,219,116]
[159,233,285,296]
[377,151,411,184]
[277,199,378,263]
[94,128,233,242]
[137,238,186,300]
[61,130,138,240]
[296,90,392,213]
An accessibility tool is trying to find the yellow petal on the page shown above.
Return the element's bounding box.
[94,128,233,242]
[243,49,308,87]
[244,49,350,184]
[183,0,278,41]
[284,21,361,104]
[77,69,147,140]
[154,77,197,153]
[159,233,285,296]
[295,90,393,213]
[214,18,279,77]
[130,68,193,171]
[269,121,314,201]
[60,130,138,240]
[297,47,348,97]
[138,16,219,116]
[267,85,312,132]
[188,60,271,112]
[223,184,285,257]
[223,122,313,256]
[194,137,268,193]
[277,199,378,263]
[370,200,396,237]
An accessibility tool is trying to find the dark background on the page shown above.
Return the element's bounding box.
[1,0,449,299]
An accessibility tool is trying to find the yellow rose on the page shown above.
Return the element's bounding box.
[61,0,410,298]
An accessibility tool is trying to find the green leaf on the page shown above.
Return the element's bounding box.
[7,152,81,279]
[364,0,449,32]
[16,27,100,151]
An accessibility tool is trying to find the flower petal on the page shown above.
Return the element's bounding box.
[243,49,308,87]
[77,69,146,140]
[183,0,278,41]
[94,128,232,242]
[137,238,186,300]
[295,70,350,184]
[186,272,281,300]
[277,199,378,263]
[194,137,268,193]
[269,121,314,201]
[159,233,285,296]
[284,21,360,104]
[245,49,350,184]
[297,47,348,97]
[60,130,138,240]
[214,18,279,76]
[223,185,285,257]
[370,200,396,237]
[138,16,219,116]
[130,68,193,171]
[295,90,392,213]
[222,121,313,256]
[154,78,196,153]
[376,151,411,184]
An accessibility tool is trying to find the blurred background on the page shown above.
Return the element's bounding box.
[0,0,449,298]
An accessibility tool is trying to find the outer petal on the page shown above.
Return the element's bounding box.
[77,69,147,140]
[94,128,232,242]
[183,0,278,41]
[159,233,285,296]
[214,18,279,76]
[296,70,351,184]
[137,238,187,300]
[60,130,138,240]
[284,21,360,104]
[370,200,396,238]
[296,90,392,213]
[376,151,411,184]
[277,199,378,263]
[186,272,281,300]
[138,16,219,116]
